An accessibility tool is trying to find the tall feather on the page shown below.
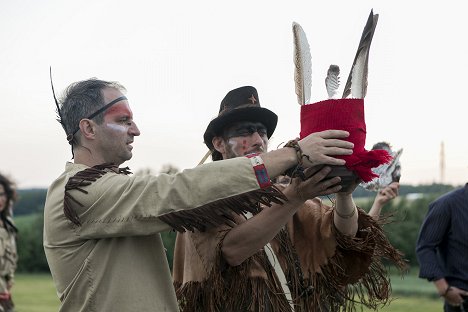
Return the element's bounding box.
[342,10,379,99]
[292,22,312,105]
[325,65,340,99]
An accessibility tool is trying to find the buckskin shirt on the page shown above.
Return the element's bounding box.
[173,190,407,312]
[44,157,280,312]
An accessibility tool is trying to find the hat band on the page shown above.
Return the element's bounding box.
[219,103,259,116]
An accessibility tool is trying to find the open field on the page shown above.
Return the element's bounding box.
[12,274,60,312]
[11,270,444,311]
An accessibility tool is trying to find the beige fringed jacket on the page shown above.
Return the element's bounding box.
[44,159,285,312]
[173,196,406,312]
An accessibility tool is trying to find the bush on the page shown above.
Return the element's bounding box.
[16,213,50,272]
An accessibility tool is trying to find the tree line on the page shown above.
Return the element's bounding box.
[13,183,460,272]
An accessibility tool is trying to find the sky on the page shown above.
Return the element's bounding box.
[1,0,467,189]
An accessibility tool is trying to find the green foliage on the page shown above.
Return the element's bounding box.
[16,213,50,273]
[360,194,440,266]
[14,188,47,216]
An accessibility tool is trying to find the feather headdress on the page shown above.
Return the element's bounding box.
[293,10,392,183]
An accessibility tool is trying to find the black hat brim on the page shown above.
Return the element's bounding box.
[204,106,278,150]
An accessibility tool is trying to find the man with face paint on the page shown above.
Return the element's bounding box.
[43,79,360,312]
[172,86,406,312]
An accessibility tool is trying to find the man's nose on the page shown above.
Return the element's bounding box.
[129,122,141,136]
[250,131,265,147]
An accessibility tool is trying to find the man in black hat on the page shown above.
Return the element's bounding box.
[172,86,405,311]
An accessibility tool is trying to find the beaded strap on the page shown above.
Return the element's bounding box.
[283,139,311,180]
[284,139,312,165]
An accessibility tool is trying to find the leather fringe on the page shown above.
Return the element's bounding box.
[175,231,292,312]
[277,208,407,312]
[159,185,287,232]
[63,163,131,226]
[174,207,406,311]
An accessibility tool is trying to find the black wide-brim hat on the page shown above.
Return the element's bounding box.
[203,86,278,151]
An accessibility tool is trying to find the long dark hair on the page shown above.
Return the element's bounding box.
[0,173,18,233]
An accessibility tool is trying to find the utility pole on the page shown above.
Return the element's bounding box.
[440,141,445,184]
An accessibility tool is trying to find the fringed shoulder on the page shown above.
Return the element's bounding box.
[159,185,287,232]
[63,163,131,226]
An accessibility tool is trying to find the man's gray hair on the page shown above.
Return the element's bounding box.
[58,78,126,146]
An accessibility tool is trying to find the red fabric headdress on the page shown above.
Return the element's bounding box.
[299,98,391,182]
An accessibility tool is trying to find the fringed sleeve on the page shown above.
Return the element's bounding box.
[160,185,287,232]
[62,159,287,233]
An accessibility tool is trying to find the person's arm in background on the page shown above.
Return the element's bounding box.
[368,182,399,220]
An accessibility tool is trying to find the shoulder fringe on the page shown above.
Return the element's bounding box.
[159,185,287,232]
[63,163,131,226]
[277,208,408,311]
[175,230,293,312]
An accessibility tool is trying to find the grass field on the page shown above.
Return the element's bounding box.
[12,274,60,312]
[11,270,444,312]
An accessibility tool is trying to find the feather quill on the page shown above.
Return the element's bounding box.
[325,65,340,99]
[292,22,312,105]
[342,10,379,99]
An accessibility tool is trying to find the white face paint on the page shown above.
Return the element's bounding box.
[227,138,241,153]
[105,123,128,132]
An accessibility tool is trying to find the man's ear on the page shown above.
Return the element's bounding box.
[79,119,97,140]
[212,136,226,155]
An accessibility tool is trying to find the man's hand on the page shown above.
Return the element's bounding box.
[282,166,342,204]
[297,130,354,167]
[443,286,468,307]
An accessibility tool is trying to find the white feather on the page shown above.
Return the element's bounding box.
[325,65,340,99]
[292,22,312,105]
